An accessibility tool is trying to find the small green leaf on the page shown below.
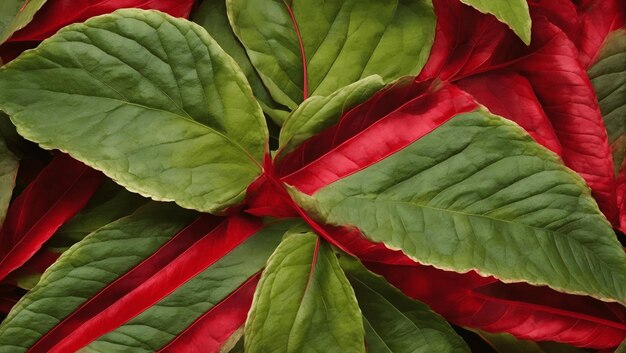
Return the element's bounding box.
[459,0,531,45]
[0,0,47,44]
[0,134,17,225]
[0,9,268,214]
[588,29,626,176]
[340,256,470,353]
[245,231,365,353]
[278,75,385,156]
[228,0,435,108]
[192,0,289,125]
[46,181,147,251]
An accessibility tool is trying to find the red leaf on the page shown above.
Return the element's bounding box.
[277,82,478,194]
[574,0,626,67]
[454,72,562,155]
[0,154,103,282]
[28,214,262,353]
[419,0,619,225]
[368,262,626,349]
[618,161,626,234]
[6,0,196,43]
[158,273,260,353]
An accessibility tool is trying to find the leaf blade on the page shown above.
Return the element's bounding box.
[0,9,268,213]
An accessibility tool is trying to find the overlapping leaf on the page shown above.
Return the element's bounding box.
[0,10,268,214]
[228,0,435,108]
[5,0,195,42]
[0,0,47,44]
[459,0,531,44]
[191,0,289,124]
[369,262,626,349]
[419,0,619,225]
[245,230,364,353]
[0,203,295,352]
[278,81,626,307]
[588,29,626,232]
[340,256,470,353]
[477,330,590,353]
[0,154,103,282]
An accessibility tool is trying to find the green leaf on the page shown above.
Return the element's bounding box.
[228,0,435,108]
[0,0,47,44]
[616,339,626,353]
[588,29,626,176]
[192,0,290,125]
[278,75,386,156]
[245,231,365,353]
[476,331,590,353]
[46,181,147,251]
[290,109,626,305]
[0,134,17,225]
[340,256,470,353]
[0,9,268,214]
[459,0,531,45]
[79,220,295,353]
[0,203,197,352]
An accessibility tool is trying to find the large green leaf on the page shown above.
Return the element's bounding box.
[0,0,47,44]
[0,9,268,214]
[228,0,435,109]
[0,134,17,224]
[476,331,590,353]
[278,75,385,156]
[192,0,289,125]
[290,109,626,305]
[459,0,531,45]
[588,29,626,176]
[340,256,470,353]
[245,231,365,353]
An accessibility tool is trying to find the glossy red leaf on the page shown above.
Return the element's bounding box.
[6,0,196,43]
[0,154,103,282]
[368,262,626,349]
[28,214,261,353]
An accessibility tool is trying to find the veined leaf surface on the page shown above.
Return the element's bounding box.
[0,203,294,352]
[458,0,531,44]
[228,0,435,108]
[281,83,626,306]
[0,9,268,214]
[245,231,365,353]
[340,256,470,353]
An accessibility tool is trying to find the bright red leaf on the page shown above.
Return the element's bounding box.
[368,262,626,349]
[6,0,196,43]
[0,154,103,282]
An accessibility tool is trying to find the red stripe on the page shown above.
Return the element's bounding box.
[28,214,262,353]
[280,84,478,194]
[282,0,309,100]
[0,154,103,281]
[158,273,261,353]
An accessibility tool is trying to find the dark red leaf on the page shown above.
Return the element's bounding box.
[618,162,626,234]
[6,0,196,43]
[0,154,103,282]
[368,262,626,349]
[29,214,261,353]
